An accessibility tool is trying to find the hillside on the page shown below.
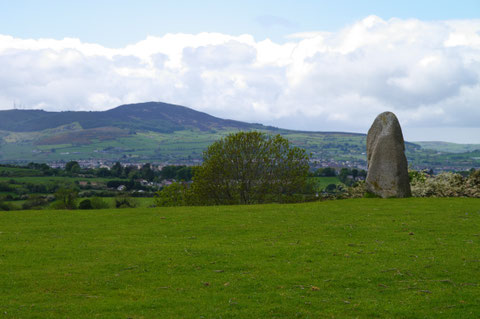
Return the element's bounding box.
[415,141,480,153]
[0,102,263,133]
[0,102,479,171]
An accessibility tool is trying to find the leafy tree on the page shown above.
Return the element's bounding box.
[54,188,78,209]
[141,163,155,181]
[314,167,336,177]
[191,131,310,205]
[111,162,124,178]
[96,167,111,177]
[154,182,189,206]
[159,165,193,181]
[65,161,81,174]
[176,166,193,181]
[160,165,177,180]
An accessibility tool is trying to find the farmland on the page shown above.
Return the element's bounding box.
[0,198,479,318]
[1,103,479,170]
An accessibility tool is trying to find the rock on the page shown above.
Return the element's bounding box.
[366,112,411,198]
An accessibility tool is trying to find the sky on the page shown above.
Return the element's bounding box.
[0,0,480,143]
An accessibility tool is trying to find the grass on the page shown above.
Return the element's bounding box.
[310,176,340,191]
[3,127,480,170]
[0,176,122,183]
[416,141,480,153]
[0,166,43,176]
[0,198,479,318]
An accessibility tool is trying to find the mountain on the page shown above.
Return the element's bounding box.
[0,102,479,171]
[0,102,265,133]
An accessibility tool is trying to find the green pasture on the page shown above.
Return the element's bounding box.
[416,142,480,154]
[0,198,479,318]
[0,166,43,176]
[310,176,340,191]
[0,176,120,183]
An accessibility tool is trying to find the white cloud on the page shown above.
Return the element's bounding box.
[1,16,480,142]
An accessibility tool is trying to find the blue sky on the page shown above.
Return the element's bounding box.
[1,1,480,143]
[1,0,479,46]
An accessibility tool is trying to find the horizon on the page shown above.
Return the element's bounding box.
[3,100,479,145]
[1,1,480,143]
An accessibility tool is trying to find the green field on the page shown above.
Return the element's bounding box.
[0,176,122,183]
[1,198,479,318]
[416,141,480,153]
[2,126,480,170]
[310,176,340,191]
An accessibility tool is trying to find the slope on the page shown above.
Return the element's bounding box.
[0,101,479,170]
[0,102,263,133]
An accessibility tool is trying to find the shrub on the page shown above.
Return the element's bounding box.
[0,182,13,192]
[406,169,479,198]
[22,195,48,210]
[0,197,13,211]
[114,195,137,208]
[90,197,110,209]
[78,199,93,209]
[465,169,480,197]
[53,188,78,209]
[154,182,189,207]
[411,172,465,197]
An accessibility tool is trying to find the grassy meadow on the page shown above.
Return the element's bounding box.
[1,198,479,318]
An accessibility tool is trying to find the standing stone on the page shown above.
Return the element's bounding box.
[366,112,411,198]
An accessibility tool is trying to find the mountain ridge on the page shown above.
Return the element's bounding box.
[0,101,479,171]
[0,101,368,136]
[0,102,266,133]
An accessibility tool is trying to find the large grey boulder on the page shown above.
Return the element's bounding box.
[365,112,411,198]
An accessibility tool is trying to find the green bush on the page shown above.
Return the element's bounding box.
[192,131,310,205]
[405,169,479,198]
[154,182,190,207]
[79,199,93,210]
[90,197,110,209]
[0,198,13,211]
[114,195,137,208]
[22,195,48,210]
[411,172,465,197]
[53,188,78,209]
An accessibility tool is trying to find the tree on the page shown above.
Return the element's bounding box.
[96,167,111,177]
[65,161,81,174]
[141,163,155,181]
[191,131,310,205]
[111,162,124,178]
[154,182,189,206]
[160,165,193,181]
[54,187,78,209]
[319,167,336,177]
